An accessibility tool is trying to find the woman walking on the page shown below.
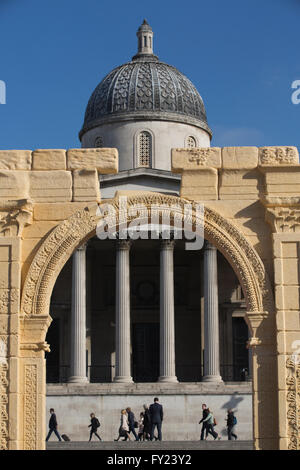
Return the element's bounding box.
[114,409,131,441]
[203,409,221,440]
[88,413,102,442]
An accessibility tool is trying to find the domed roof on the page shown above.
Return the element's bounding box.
[79,21,211,140]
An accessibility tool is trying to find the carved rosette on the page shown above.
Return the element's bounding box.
[286,357,300,450]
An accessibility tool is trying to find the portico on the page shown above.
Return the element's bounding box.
[49,231,247,386]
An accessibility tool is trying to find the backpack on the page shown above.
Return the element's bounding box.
[233,416,237,426]
[95,418,100,428]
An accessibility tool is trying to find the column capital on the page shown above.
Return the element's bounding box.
[76,242,87,252]
[204,240,216,251]
[160,239,175,250]
[116,239,131,251]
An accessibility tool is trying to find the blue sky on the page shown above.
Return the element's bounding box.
[0,0,299,151]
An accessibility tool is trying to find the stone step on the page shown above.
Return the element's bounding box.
[46,440,253,451]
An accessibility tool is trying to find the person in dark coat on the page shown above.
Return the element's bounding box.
[226,409,238,440]
[198,403,209,440]
[126,407,139,441]
[45,408,62,441]
[149,397,163,441]
[142,404,152,441]
[88,413,102,441]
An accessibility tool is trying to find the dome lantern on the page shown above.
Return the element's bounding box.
[132,19,158,61]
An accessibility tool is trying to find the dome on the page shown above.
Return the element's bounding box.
[79,21,211,140]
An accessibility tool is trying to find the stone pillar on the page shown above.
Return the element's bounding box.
[203,241,222,382]
[114,240,133,383]
[159,239,178,383]
[69,243,88,383]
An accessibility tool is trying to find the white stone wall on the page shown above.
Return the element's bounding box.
[46,391,252,441]
[81,121,210,172]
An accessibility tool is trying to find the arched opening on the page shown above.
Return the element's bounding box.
[21,194,276,447]
[45,236,250,384]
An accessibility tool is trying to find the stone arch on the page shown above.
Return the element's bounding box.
[21,193,274,326]
[19,192,277,450]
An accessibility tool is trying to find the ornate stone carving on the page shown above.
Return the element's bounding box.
[21,194,274,320]
[265,207,300,233]
[0,289,19,314]
[24,364,37,450]
[259,146,298,165]
[286,357,300,450]
[0,199,33,237]
[0,336,8,451]
[188,148,209,166]
[21,342,50,353]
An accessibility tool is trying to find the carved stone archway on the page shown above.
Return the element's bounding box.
[20,193,277,450]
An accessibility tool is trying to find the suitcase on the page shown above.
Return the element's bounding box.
[61,434,71,441]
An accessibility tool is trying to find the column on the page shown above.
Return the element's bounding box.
[159,239,178,383]
[69,243,88,383]
[114,240,133,383]
[203,241,222,382]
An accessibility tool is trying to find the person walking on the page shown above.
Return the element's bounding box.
[142,404,152,441]
[126,407,139,441]
[149,397,163,441]
[45,408,62,442]
[226,409,238,440]
[114,409,131,441]
[137,412,144,441]
[203,408,221,440]
[198,403,209,440]
[88,413,102,441]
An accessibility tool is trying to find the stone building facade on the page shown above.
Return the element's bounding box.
[0,20,300,450]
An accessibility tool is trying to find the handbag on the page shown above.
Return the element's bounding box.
[134,421,138,428]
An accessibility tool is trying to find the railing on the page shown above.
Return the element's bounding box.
[46,364,251,384]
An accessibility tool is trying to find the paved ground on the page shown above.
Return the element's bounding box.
[46,440,253,451]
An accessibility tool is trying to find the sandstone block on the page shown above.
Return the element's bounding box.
[0,170,29,199]
[72,169,101,202]
[0,238,21,262]
[219,169,263,199]
[22,221,58,239]
[274,258,299,285]
[276,311,300,331]
[67,148,118,174]
[33,202,98,221]
[0,150,31,170]
[275,285,300,310]
[32,149,66,170]
[29,171,72,202]
[259,146,299,166]
[172,147,221,172]
[180,168,218,200]
[222,147,258,169]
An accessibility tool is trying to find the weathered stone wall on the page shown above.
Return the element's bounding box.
[0,145,299,450]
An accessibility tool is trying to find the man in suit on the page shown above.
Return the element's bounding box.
[46,408,62,442]
[199,403,209,440]
[126,407,139,441]
[149,397,163,441]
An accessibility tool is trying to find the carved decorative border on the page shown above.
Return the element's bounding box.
[0,358,9,451]
[286,357,300,450]
[20,194,274,317]
[24,364,37,450]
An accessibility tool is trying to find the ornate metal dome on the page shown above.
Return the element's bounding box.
[79,21,211,140]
